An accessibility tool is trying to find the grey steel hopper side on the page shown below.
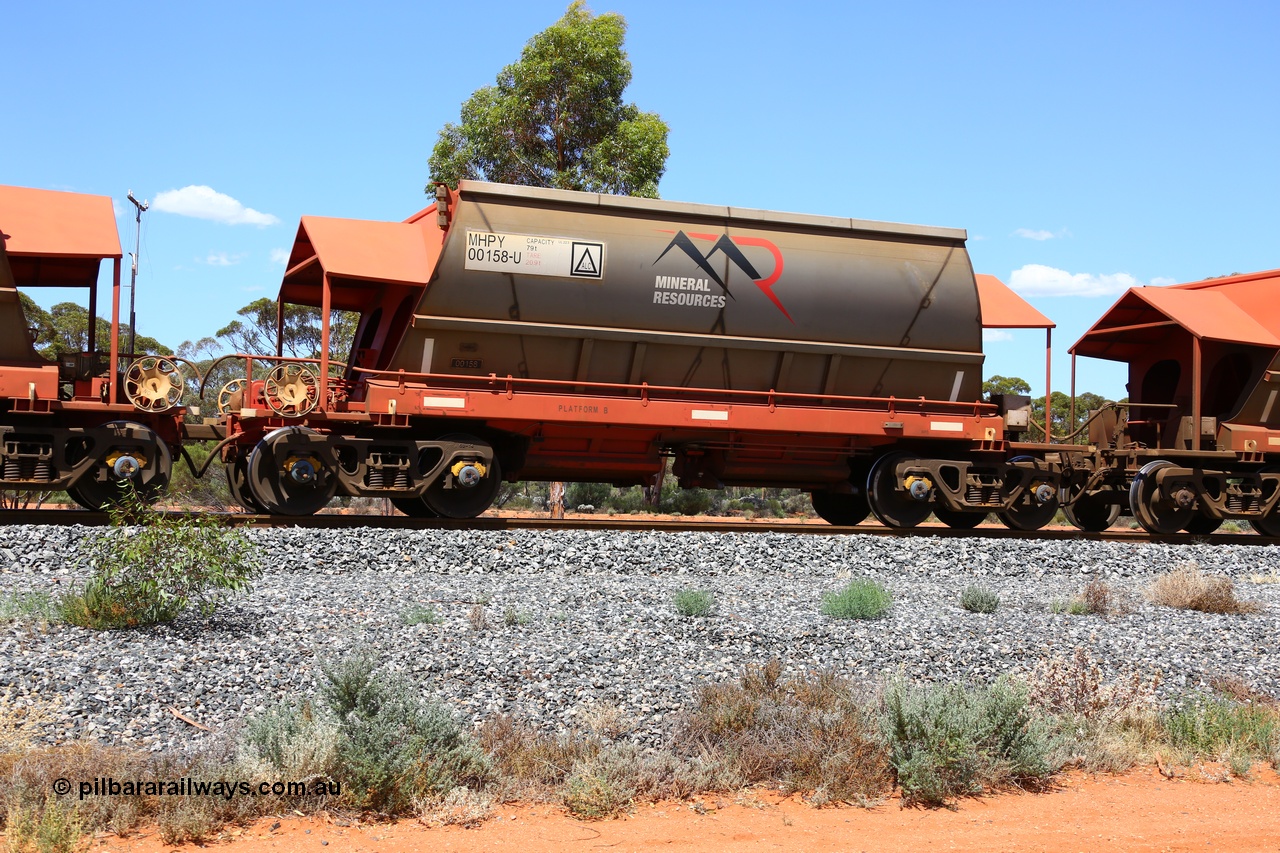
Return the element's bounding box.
[392,181,984,404]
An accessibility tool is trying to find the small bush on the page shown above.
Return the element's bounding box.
[503,608,532,627]
[1162,695,1280,773]
[468,604,488,631]
[1027,648,1158,720]
[1051,580,1121,616]
[479,714,596,787]
[239,700,339,782]
[0,591,58,625]
[5,796,82,853]
[562,746,638,819]
[822,579,891,620]
[566,482,613,510]
[319,653,490,812]
[960,586,999,614]
[674,589,715,618]
[880,677,1057,806]
[60,487,260,629]
[1147,564,1263,614]
[401,605,441,626]
[678,661,889,804]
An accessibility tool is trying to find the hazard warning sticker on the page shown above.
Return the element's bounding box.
[464,231,605,280]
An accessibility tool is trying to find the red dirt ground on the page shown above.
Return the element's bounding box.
[79,767,1280,853]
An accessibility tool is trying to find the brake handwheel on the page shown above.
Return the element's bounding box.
[263,364,319,417]
[216,378,249,415]
[124,357,184,412]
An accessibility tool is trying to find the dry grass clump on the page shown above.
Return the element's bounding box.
[1051,580,1130,616]
[1026,647,1160,772]
[1147,564,1263,614]
[678,659,890,806]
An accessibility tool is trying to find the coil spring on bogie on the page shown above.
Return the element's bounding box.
[1225,494,1252,513]
[364,455,411,490]
[966,483,1000,507]
[2,458,52,483]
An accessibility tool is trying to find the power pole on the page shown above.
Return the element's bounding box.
[126,191,148,359]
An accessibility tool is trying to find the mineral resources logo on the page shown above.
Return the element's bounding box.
[653,230,791,322]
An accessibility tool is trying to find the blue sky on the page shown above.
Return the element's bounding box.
[4,1,1277,400]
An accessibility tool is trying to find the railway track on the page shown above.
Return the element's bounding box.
[3,508,1278,547]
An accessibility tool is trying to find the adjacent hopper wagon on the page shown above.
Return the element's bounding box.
[200,181,1049,524]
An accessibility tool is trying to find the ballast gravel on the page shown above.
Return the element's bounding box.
[1,524,1278,753]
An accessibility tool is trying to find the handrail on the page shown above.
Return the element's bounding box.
[197,353,349,400]
[351,367,997,417]
[1031,400,1176,443]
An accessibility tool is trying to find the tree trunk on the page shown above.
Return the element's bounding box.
[549,481,566,519]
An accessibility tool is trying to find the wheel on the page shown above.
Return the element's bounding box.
[246,426,337,516]
[67,422,172,510]
[422,434,503,519]
[124,357,184,413]
[933,507,987,529]
[809,490,871,526]
[866,453,932,529]
[390,496,439,518]
[1183,514,1223,535]
[263,364,319,418]
[225,458,265,512]
[1063,493,1122,532]
[999,457,1060,531]
[1129,460,1194,535]
[217,379,249,415]
[1252,515,1280,537]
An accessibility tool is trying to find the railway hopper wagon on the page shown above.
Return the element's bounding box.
[1060,269,1280,535]
[208,181,1055,524]
[0,185,184,507]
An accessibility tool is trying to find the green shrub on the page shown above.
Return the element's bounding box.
[239,700,339,781]
[0,590,58,624]
[562,746,638,819]
[960,586,999,614]
[669,488,715,516]
[674,589,715,618]
[604,486,652,514]
[401,605,441,626]
[567,482,613,510]
[1162,695,1280,769]
[822,579,891,620]
[319,653,490,812]
[503,607,532,627]
[5,796,82,853]
[60,487,260,629]
[880,678,1057,806]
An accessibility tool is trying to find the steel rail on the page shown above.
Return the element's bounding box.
[1,509,1277,546]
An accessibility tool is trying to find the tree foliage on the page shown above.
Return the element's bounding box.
[212,297,357,362]
[428,2,670,198]
[20,292,171,359]
[983,375,1115,442]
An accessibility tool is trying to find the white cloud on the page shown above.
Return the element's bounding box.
[1008,264,1176,298]
[201,251,245,267]
[982,329,1014,343]
[269,248,290,266]
[1013,228,1054,241]
[153,185,279,226]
